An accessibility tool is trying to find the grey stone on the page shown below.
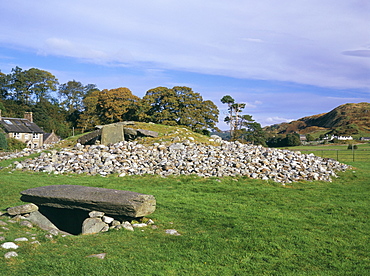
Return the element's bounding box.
[1,242,19,249]
[82,218,108,235]
[86,253,107,259]
[4,251,18,259]
[122,221,134,231]
[77,129,102,145]
[19,221,33,228]
[21,185,156,218]
[0,221,7,226]
[137,129,158,138]
[14,237,28,242]
[124,128,137,141]
[165,229,181,236]
[89,211,105,218]
[48,229,59,236]
[102,216,114,224]
[101,124,124,145]
[0,237,5,241]
[132,223,147,228]
[7,203,38,216]
[25,211,59,231]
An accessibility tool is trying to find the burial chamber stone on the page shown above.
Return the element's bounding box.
[20,185,156,218]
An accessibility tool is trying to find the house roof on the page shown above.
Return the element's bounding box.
[0,117,44,134]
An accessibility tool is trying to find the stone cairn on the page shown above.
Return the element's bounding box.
[4,136,349,183]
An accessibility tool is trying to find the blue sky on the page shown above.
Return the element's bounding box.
[1,0,369,130]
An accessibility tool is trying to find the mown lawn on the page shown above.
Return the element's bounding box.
[0,159,369,275]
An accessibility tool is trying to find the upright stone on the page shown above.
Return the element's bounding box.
[82,218,108,235]
[20,185,156,218]
[101,124,124,145]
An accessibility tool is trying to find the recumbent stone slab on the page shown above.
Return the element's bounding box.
[20,185,156,218]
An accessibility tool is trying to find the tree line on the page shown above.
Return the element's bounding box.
[0,67,220,138]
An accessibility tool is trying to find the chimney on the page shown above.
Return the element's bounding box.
[24,112,33,123]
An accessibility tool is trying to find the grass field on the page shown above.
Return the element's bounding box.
[0,147,369,275]
[286,142,370,162]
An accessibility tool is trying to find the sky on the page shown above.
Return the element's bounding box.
[1,0,369,130]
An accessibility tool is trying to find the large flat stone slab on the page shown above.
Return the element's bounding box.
[20,185,156,218]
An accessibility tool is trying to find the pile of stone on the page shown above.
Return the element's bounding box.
[9,139,349,183]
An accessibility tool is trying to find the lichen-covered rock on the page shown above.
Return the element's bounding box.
[21,185,156,218]
[82,218,108,235]
[7,203,38,216]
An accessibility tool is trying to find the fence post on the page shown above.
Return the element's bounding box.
[336,150,339,161]
[353,147,355,162]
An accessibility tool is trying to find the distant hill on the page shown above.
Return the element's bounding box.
[264,102,370,136]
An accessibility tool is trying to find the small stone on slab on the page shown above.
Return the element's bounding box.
[89,211,105,218]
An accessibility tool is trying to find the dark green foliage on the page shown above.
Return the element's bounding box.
[347,144,358,150]
[32,98,72,138]
[286,133,301,146]
[267,133,301,147]
[221,95,266,145]
[141,86,219,132]
[6,137,26,150]
[0,132,7,150]
[306,133,314,141]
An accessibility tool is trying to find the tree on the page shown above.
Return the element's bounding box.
[285,133,301,146]
[232,114,267,146]
[31,98,71,138]
[221,95,247,139]
[7,67,58,104]
[306,133,314,142]
[77,89,102,132]
[221,95,267,144]
[141,86,219,132]
[58,81,97,113]
[0,71,8,99]
[97,87,140,124]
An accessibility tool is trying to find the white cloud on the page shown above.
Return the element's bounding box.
[265,117,295,125]
[0,0,369,91]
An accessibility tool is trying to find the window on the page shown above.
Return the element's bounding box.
[33,133,39,139]
[14,133,20,139]
[4,120,13,125]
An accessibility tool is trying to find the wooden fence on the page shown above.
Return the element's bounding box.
[294,149,370,162]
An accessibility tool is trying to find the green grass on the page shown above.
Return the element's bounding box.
[0,161,369,275]
[285,143,370,162]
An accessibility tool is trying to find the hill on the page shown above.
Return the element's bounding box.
[264,102,370,137]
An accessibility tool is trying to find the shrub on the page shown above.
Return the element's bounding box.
[0,132,7,150]
[347,144,358,150]
[7,137,26,151]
